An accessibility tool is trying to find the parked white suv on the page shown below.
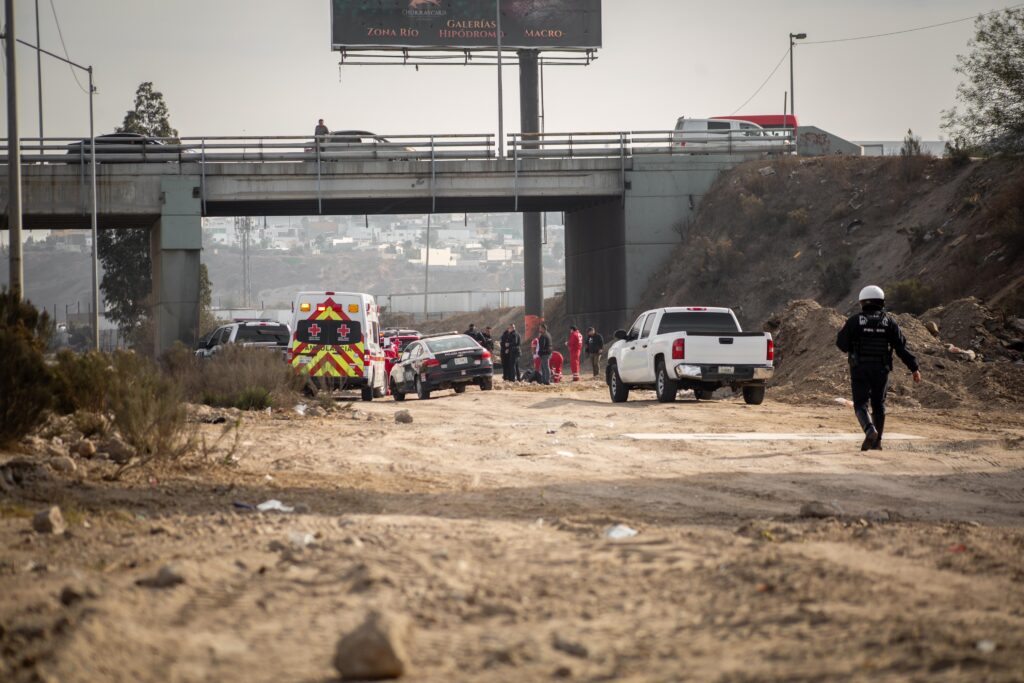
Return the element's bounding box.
[196,319,291,359]
[605,307,774,404]
[672,117,789,153]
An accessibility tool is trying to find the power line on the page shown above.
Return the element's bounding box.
[48,0,87,93]
[804,2,1024,45]
[729,48,788,115]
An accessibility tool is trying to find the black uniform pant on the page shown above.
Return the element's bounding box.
[850,364,889,437]
[503,351,521,381]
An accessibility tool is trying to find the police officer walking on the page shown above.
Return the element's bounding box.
[836,285,922,451]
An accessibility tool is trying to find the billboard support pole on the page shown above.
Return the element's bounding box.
[495,0,503,158]
[518,48,543,341]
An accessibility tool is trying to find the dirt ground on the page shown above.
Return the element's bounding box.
[2,378,1024,682]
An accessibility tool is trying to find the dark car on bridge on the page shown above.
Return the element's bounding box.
[389,332,493,400]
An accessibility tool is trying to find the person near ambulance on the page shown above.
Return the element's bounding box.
[566,326,584,381]
[585,326,604,378]
[500,323,522,381]
[836,285,922,451]
[536,323,553,385]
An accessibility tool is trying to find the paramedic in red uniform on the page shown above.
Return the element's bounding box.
[566,326,584,381]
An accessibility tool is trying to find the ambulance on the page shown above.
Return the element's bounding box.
[288,291,387,401]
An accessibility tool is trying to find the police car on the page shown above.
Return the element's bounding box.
[388,332,493,400]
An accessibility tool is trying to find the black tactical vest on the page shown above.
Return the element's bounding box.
[854,311,891,364]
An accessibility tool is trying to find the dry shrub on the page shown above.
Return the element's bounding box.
[738,193,765,220]
[0,289,53,446]
[819,255,859,301]
[52,350,114,414]
[184,345,303,410]
[107,351,190,469]
[888,279,939,314]
[696,237,743,287]
[786,208,811,235]
[982,170,1024,261]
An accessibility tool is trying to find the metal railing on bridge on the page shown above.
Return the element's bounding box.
[0,129,794,165]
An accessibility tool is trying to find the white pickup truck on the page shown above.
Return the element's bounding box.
[605,307,774,404]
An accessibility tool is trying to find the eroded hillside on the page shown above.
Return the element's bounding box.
[639,156,1024,328]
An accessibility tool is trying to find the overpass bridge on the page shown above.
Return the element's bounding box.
[1,131,790,352]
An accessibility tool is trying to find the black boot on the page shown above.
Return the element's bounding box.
[861,426,879,451]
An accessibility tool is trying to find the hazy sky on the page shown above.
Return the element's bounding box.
[0,0,1009,142]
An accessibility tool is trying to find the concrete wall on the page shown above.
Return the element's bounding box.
[565,201,627,336]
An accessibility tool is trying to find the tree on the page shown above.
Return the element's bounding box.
[943,8,1024,153]
[118,82,179,138]
[101,83,178,346]
[98,229,151,334]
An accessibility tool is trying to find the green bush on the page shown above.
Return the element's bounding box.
[0,290,53,446]
[820,255,860,300]
[52,350,114,414]
[233,386,273,411]
[888,279,938,314]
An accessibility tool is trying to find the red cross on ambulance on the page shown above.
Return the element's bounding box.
[338,323,350,341]
[308,323,321,340]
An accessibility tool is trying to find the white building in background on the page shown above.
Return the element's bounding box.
[409,247,458,267]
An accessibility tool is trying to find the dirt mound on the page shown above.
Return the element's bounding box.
[765,300,1024,408]
[922,297,1024,360]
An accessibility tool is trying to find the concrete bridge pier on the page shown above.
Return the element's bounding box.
[150,177,201,355]
[565,155,746,336]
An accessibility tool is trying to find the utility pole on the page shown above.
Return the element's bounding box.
[423,214,431,318]
[5,0,24,300]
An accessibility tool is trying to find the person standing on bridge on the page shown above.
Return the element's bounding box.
[566,326,584,381]
[585,326,604,378]
[315,119,329,138]
[836,285,922,451]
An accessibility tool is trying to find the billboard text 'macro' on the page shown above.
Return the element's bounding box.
[331,0,602,51]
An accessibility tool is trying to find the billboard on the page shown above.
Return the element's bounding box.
[331,0,602,51]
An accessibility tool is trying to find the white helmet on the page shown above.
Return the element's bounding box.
[858,285,885,302]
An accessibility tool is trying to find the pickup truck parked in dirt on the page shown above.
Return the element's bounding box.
[606,307,774,404]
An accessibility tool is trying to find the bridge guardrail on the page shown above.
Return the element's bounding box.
[1,129,793,165]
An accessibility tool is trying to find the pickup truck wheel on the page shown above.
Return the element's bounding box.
[360,386,374,402]
[453,383,467,394]
[608,364,629,403]
[695,388,715,401]
[742,385,766,405]
[655,362,677,403]
[416,377,431,401]
[391,380,406,402]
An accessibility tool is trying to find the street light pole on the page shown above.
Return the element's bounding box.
[4,0,24,301]
[88,67,98,350]
[35,0,42,144]
[789,32,807,121]
[13,36,98,349]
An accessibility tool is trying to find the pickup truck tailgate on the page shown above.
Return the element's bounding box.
[682,332,770,366]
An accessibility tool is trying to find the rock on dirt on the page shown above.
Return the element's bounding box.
[137,564,187,589]
[395,410,414,425]
[334,610,410,680]
[75,440,98,458]
[32,506,67,535]
[100,436,135,465]
[799,501,844,519]
[48,455,77,474]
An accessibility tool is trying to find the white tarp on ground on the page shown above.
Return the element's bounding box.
[623,433,923,441]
